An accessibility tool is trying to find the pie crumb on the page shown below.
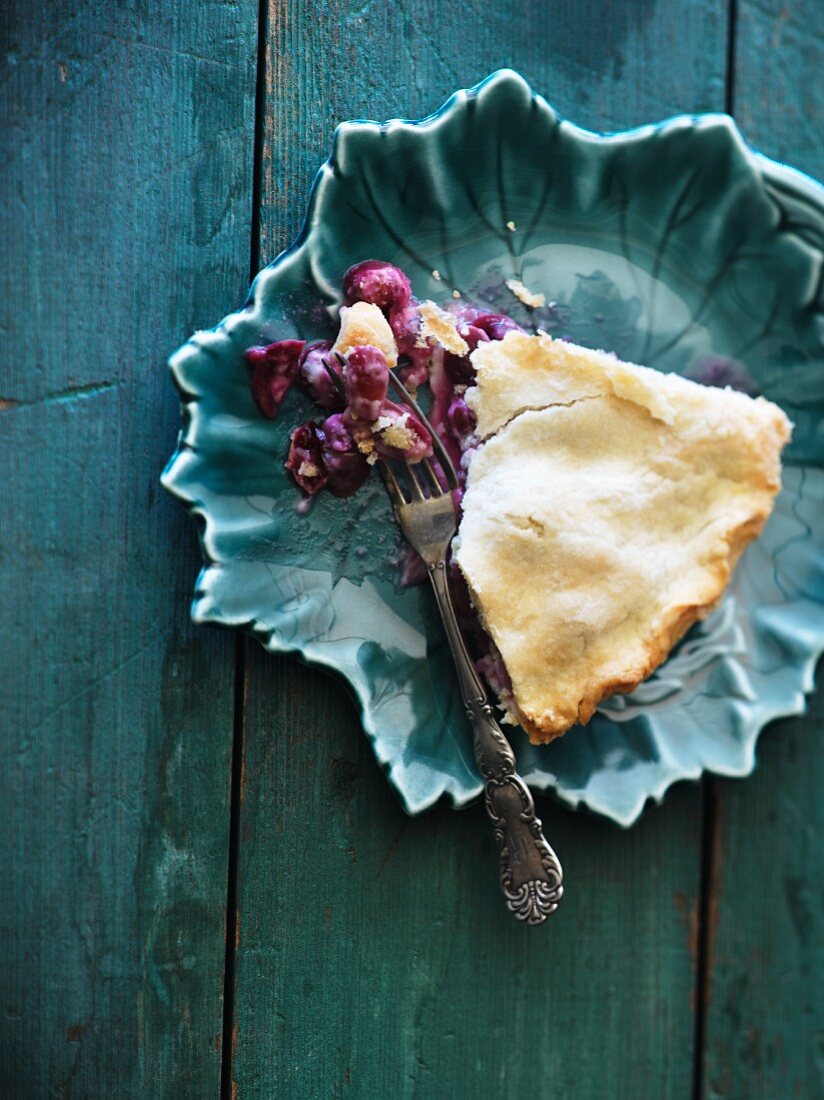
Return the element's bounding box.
[506,220,517,232]
[505,277,545,309]
[297,461,319,478]
[332,301,398,365]
[431,269,442,281]
[417,300,469,356]
[380,421,416,450]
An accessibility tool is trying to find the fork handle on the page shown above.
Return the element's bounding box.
[427,561,564,924]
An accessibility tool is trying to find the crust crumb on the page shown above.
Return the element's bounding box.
[380,419,415,450]
[505,278,545,309]
[332,301,398,366]
[416,300,469,356]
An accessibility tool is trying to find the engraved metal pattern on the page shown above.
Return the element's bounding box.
[485,774,564,923]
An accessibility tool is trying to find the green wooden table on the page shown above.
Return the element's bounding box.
[2,2,822,1097]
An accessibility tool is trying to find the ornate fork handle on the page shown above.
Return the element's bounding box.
[427,561,564,924]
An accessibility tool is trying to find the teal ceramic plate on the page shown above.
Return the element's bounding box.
[163,70,824,826]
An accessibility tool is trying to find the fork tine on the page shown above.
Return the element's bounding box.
[401,462,426,502]
[387,370,460,491]
[378,460,408,508]
[419,457,444,494]
[320,356,346,397]
[323,354,459,501]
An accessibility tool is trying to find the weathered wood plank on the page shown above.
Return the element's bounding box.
[0,2,257,1095]
[258,0,729,266]
[232,3,729,1096]
[702,690,824,1100]
[236,654,704,1097]
[702,3,824,1094]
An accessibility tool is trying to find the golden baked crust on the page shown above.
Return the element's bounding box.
[417,300,469,356]
[455,332,792,743]
[332,301,398,366]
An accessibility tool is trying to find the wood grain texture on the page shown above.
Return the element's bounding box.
[257,0,728,267]
[702,2,824,1094]
[235,653,705,1098]
[0,1,257,1095]
[232,3,729,1096]
[702,696,824,1100]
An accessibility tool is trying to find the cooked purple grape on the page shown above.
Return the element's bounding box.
[459,322,491,352]
[443,354,472,387]
[451,304,484,326]
[322,412,356,451]
[446,396,476,441]
[343,260,412,312]
[472,313,525,341]
[397,359,430,390]
[389,300,419,341]
[297,340,344,410]
[285,421,327,495]
[320,413,370,497]
[389,301,430,387]
[443,323,489,385]
[371,399,433,462]
[273,259,533,507]
[344,345,389,421]
[245,339,306,419]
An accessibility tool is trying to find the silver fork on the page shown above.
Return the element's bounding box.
[324,357,563,923]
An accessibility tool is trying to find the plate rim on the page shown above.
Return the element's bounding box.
[162,68,824,827]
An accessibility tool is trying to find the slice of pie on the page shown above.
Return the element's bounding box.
[454,331,792,743]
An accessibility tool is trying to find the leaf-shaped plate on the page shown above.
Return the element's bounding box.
[163,70,824,826]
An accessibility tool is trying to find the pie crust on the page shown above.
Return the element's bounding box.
[455,332,792,743]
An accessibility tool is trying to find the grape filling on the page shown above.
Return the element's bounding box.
[246,260,526,717]
[343,259,412,312]
[285,421,327,495]
[343,345,390,422]
[245,339,306,419]
[297,340,344,410]
[243,260,523,500]
[319,413,371,497]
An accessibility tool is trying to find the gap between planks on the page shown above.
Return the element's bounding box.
[692,6,737,1098]
[691,778,721,1100]
[220,0,269,1094]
